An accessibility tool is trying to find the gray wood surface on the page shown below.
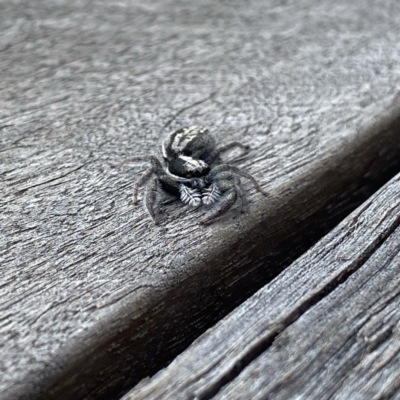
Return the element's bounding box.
[123,169,400,400]
[2,0,400,399]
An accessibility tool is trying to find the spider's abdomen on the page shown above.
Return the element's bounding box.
[162,125,216,163]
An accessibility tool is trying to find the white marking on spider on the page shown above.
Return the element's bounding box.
[162,141,169,158]
[179,155,208,172]
[171,126,204,152]
[179,184,202,207]
[202,184,221,205]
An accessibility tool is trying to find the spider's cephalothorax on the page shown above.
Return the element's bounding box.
[132,125,267,225]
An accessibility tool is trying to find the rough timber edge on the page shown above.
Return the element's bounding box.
[12,93,400,400]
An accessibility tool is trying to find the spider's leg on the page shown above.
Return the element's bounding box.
[205,164,231,180]
[229,166,268,197]
[149,156,165,172]
[210,142,249,161]
[208,172,246,212]
[110,156,148,168]
[200,184,237,225]
[134,167,154,204]
[162,197,179,206]
[207,164,267,197]
[234,176,247,213]
[133,156,167,204]
[145,177,160,224]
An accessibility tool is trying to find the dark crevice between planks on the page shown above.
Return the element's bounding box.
[39,106,400,400]
[195,213,400,400]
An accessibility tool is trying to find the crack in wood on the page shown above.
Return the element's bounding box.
[196,215,400,400]
[163,91,219,129]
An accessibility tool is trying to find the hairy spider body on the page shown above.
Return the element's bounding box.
[162,125,216,165]
[132,125,267,225]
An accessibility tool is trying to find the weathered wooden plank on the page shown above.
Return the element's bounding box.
[2,0,400,399]
[123,173,400,400]
[215,192,400,399]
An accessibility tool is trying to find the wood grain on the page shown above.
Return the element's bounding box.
[2,0,400,399]
[123,165,400,400]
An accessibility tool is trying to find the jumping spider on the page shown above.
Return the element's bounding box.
[131,126,267,225]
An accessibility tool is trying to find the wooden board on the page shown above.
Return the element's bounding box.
[2,0,400,399]
[123,167,400,400]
